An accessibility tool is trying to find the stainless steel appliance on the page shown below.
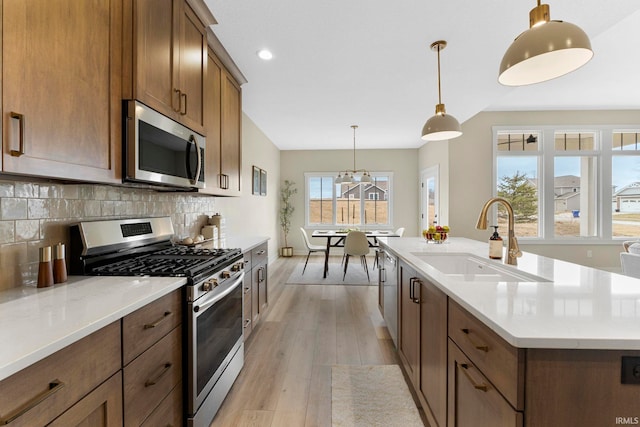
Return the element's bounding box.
[124,100,205,189]
[69,217,244,427]
[378,248,398,347]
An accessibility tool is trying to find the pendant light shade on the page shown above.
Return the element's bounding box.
[421,40,462,142]
[499,1,593,86]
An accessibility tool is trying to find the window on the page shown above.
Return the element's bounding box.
[305,172,392,227]
[494,126,640,241]
[612,132,640,238]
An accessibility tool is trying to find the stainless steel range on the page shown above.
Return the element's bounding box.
[69,217,245,427]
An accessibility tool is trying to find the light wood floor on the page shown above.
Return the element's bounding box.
[210,255,424,427]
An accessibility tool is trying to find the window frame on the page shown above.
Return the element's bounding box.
[304,171,394,229]
[493,125,640,244]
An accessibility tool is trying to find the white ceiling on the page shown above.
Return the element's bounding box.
[204,0,640,150]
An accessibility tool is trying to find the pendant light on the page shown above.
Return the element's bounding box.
[421,40,462,142]
[499,1,593,86]
[335,125,372,184]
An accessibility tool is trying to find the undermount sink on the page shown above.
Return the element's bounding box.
[410,252,549,282]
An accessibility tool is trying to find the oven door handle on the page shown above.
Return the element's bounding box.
[194,272,244,313]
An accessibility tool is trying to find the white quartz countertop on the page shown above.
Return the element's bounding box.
[379,237,640,350]
[0,275,186,382]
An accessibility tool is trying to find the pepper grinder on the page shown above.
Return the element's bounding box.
[53,242,68,284]
[38,246,54,288]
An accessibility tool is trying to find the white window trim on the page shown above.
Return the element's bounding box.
[493,125,640,244]
[304,171,394,228]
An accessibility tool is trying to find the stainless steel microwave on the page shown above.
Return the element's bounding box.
[124,100,205,189]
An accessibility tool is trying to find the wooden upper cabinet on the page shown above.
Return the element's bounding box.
[2,0,122,183]
[200,49,242,196]
[131,0,206,134]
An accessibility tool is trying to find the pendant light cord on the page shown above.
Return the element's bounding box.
[436,44,442,105]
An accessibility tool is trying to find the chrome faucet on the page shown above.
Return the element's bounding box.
[476,197,522,265]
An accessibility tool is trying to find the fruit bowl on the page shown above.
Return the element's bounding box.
[422,226,450,244]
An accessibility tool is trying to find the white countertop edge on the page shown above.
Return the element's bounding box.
[0,275,186,382]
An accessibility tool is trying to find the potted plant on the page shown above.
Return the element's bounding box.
[279,180,297,257]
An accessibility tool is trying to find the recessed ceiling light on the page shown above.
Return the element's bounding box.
[257,49,273,60]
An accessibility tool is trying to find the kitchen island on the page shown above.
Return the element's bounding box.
[378,237,640,427]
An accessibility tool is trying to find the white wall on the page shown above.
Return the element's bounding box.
[447,109,640,270]
[215,114,281,261]
[280,148,419,254]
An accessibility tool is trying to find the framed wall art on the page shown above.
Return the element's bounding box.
[252,166,261,195]
[260,169,267,196]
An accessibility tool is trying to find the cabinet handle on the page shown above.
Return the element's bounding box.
[460,328,489,352]
[256,250,266,256]
[180,92,188,115]
[459,363,489,392]
[143,311,172,329]
[410,277,420,304]
[173,89,182,113]
[144,363,172,387]
[258,267,265,282]
[9,112,25,157]
[243,319,251,328]
[0,379,65,424]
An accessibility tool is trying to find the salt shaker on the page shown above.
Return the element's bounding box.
[53,242,68,284]
[38,246,54,288]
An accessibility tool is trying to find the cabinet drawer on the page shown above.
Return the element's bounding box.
[49,372,123,427]
[448,300,524,410]
[123,326,182,426]
[0,322,121,427]
[140,382,183,427]
[448,339,523,427]
[251,243,268,268]
[123,289,182,365]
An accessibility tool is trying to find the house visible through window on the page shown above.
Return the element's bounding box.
[305,172,392,227]
[494,126,640,241]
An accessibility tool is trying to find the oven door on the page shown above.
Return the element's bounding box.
[186,272,244,415]
[125,100,205,189]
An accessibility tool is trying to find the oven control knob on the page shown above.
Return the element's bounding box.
[202,279,218,291]
[231,263,242,272]
[221,271,231,279]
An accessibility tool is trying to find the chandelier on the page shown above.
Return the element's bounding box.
[335,125,372,184]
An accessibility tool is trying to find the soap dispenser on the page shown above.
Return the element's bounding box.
[489,226,503,260]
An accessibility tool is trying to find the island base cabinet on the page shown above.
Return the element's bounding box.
[525,349,640,427]
[448,339,523,427]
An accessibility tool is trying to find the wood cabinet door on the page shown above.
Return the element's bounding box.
[220,68,242,196]
[2,0,121,183]
[201,49,223,195]
[257,262,268,313]
[398,261,420,385]
[418,277,448,427]
[176,2,206,134]
[133,0,178,120]
[48,373,123,427]
[448,340,523,427]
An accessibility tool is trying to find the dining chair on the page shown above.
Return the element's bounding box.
[300,227,328,275]
[395,227,405,237]
[620,252,640,279]
[343,231,370,281]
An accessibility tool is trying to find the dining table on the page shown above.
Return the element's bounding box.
[311,229,401,278]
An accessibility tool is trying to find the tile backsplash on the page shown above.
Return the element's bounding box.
[0,179,216,291]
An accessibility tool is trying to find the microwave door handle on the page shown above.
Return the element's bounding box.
[188,134,202,186]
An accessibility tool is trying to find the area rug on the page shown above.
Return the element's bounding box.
[331,365,423,427]
[285,261,375,286]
